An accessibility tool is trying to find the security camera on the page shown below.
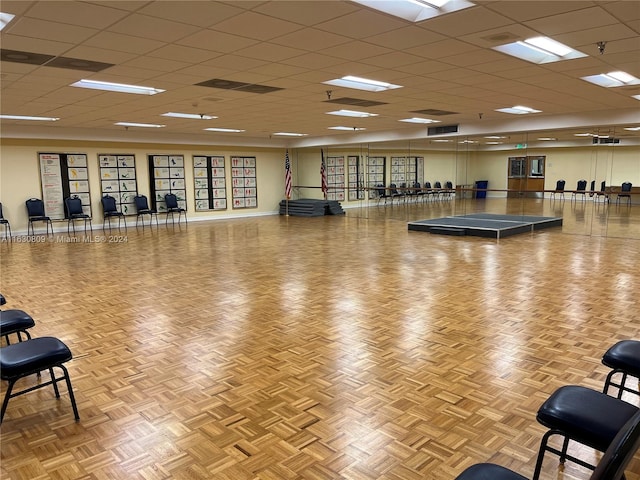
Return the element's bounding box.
[597,41,606,54]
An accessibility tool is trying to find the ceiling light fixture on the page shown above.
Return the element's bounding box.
[273,132,308,137]
[495,105,541,115]
[328,126,366,131]
[72,79,165,95]
[351,0,474,23]
[581,71,640,88]
[204,128,245,133]
[326,109,378,118]
[538,137,557,141]
[115,122,165,128]
[163,112,217,119]
[0,12,15,31]
[624,126,640,131]
[493,36,585,64]
[399,117,440,124]
[323,75,402,92]
[0,114,60,121]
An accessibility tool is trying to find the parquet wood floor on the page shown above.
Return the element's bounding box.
[1,198,639,480]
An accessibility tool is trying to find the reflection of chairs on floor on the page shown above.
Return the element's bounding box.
[101,194,127,233]
[0,336,79,423]
[134,194,158,229]
[616,182,632,206]
[595,180,609,203]
[165,193,187,225]
[65,195,92,235]
[25,198,54,235]
[0,202,11,241]
[455,407,640,480]
[571,179,587,201]
[602,340,640,399]
[532,384,639,480]
[375,184,390,206]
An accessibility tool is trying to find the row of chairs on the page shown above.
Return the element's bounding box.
[376,181,455,205]
[0,293,79,423]
[552,179,633,205]
[1,193,187,239]
[456,339,640,480]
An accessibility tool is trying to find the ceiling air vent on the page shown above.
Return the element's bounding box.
[412,108,458,116]
[324,97,387,107]
[196,78,283,94]
[428,125,459,135]
[593,137,620,144]
[1,49,54,65]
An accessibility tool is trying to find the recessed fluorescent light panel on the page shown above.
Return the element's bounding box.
[0,114,59,121]
[327,110,378,118]
[495,105,541,115]
[204,128,245,133]
[634,95,640,101]
[581,71,640,88]
[538,137,557,141]
[162,112,217,119]
[273,132,308,137]
[0,12,15,31]
[323,75,402,92]
[493,36,586,64]
[484,136,506,139]
[328,126,366,131]
[352,0,475,23]
[72,79,165,95]
[399,117,440,124]
[115,122,165,128]
[624,126,640,131]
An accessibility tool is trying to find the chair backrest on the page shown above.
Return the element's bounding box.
[556,180,565,190]
[577,179,587,191]
[375,184,385,197]
[0,202,4,220]
[621,182,632,192]
[590,409,640,480]
[445,181,453,189]
[601,180,606,191]
[424,182,432,189]
[134,195,149,211]
[101,195,118,213]
[65,196,83,216]
[413,181,420,189]
[435,181,442,189]
[590,180,596,191]
[389,183,397,193]
[165,193,178,209]
[25,198,45,217]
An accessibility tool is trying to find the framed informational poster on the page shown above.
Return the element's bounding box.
[326,156,345,201]
[194,155,227,211]
[230,156,257,209]
[39,152,91,220]
[391,157,407,184]
[391,156,425,186]
[367,156,386,199]
[98,154,138,215]
[148,154,186,212]
[347,155,365,201]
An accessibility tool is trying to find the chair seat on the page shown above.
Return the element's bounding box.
[537,385,639,452]
[455,463,528,480]
[0,293,6,305]
[29,215,50,221]
[603,340,640,377]
[0,310,35,334]
[0,337,72,379]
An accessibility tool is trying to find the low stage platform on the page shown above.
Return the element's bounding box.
[408,213,563,239]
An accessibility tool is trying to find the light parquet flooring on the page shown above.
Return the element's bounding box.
[1,198,639,480]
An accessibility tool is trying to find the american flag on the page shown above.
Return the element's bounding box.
[284,149,292,199]
[320,148,328,199]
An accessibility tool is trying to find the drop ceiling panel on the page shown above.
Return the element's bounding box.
[271,28,352,50]
[176,30,260,54]
[7,17,98,44]
[253,1,360,27]
[233,43,307,62]
[406,39,481,59]
[137,1,245,27]
[485,2,597,22]
[108,13,201,42]
[525,7,620,35]
[146,44,221,64]
[315,10,407,39]
[420,6,514,37]
[25,1,131,29]
[84,32,166,55]
[321,42,392,62]
[0,35,74,56]
[205,12,304,41]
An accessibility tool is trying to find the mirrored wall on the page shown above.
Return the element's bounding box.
[294,125,640,239]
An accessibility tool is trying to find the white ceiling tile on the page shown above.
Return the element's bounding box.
[108,13,201,42]
[0,34,73,56]
[206,11,304,41]
[23,1,130,29]
[419,5,514,37]
[177,29,260,54]
[6,17,98,43]
[253,1,360,26]
[315,9,407,39]
[233,43,307,62]
[137,1,245,27]
[525,7,620,35]
[84,32,166,55]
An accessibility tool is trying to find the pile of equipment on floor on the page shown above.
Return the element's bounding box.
[279,199,345,217]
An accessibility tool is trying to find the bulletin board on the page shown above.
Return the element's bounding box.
[326,156,345,201]
[347,155,365,201]
[230,156,257,209]
[194,155,227,211]
[148,154,186,212]
[39,152,91,220]
[367,156,386,199]
[98,154,138,215]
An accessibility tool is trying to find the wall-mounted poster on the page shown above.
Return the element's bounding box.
[194,155,227,211]
[148,154,186,212]
[391,156,424,186]
[326,156,345,201]
[347,155,365,201]
[39,152,91,220]
[367,156,386,199]
[98,154,138,215]
[230,156,257,209]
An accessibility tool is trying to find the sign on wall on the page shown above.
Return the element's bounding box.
[99,154,138,215]
[39,152,91,220]
[148,154,186,212]
[194,155,227,211]
[231,156,257,209]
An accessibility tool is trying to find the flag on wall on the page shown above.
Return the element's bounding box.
[284,149,292,199]
[320,148,328,199]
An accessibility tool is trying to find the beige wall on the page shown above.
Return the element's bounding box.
[1,139,287,234]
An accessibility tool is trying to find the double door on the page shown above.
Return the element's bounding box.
[507,156,545,198]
